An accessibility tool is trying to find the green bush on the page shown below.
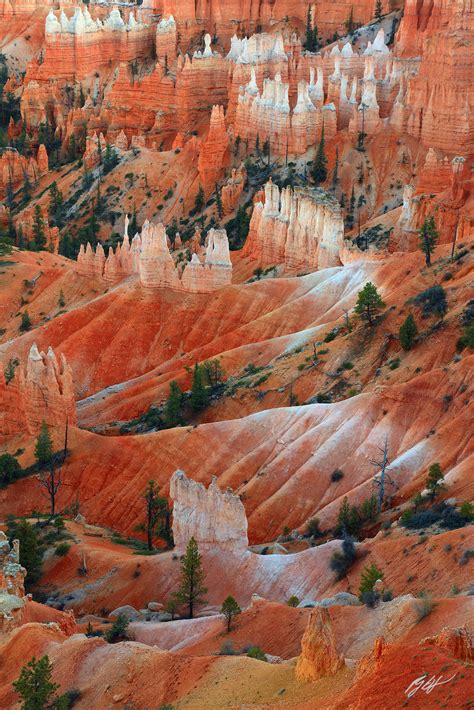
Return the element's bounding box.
[54,542,71,557]
[246,646,266,661]
[287,595,299,607]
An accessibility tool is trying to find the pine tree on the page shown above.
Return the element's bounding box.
[221,596,241,632]
[68,134,76,162]
[190,363,209,410]
[19,311,32,332]
[358,563,384,599]
[331,147,339,191]
[22,174,31,203]
[7,518,43,586]
[174,537,208,618]
[346,6,355,33]
[49,181,64,228]
[103,143,119,174]
[34,420,53,466]
[140,480,171,550]
[375,0,383,19]
[0,453,21,486]
[215,183,223,219]
[13,655,65,709]
[311,124,328,185]
[354,282,385,327]
[399,312,418,350]
[58,289,65,309]
[304,5,316,51]
[426,463,445,501]
[32,204,46,251]
[419,215,438,267]
[346,187,356,229]
[194,184,205,213]
[164,381,184,428]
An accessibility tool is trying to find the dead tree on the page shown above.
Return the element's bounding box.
[369,436,398,513]
[38,418,68,517]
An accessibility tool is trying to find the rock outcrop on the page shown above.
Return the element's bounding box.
[422,627,473,663]
[197,105,229,192]
[170,470,249,554]
[243,180,344,270]
[295,606,345,682]
[0,343,76,436]
[0,532,27,634]
[78,218,233,293]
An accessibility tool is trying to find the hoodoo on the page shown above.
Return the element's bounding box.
[0,0,472,707]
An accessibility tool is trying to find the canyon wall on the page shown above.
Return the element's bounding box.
[243,180,344,270]
[169,469,249,554]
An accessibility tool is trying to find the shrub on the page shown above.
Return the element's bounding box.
[413,593,435,621]
[459,550,474,566]
[218,641,236,655]
[382,590,393,602]
[305,517,323,538]
[246,646,266,661]
[54,542,71,557]
[316,392,331,403]
[106,614,129,643]
[331,469,344,482]
[342,361,354,370]
[63,688,82,708]
[360,590,380,608]
[330,533,356,580]
[287,595,299,607]
[459,502,474,521]
[358,563,384,599]
[413,285,447,318]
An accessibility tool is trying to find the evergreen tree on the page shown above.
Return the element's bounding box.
[22,174,31,203]
[5,177,14,209]
[331,147,339,191]
[49,182,64,229]
[0,453,21,486]
[190,363,209,410]
[202,359,225,389]
[7,518,43,586]
[426,462,445,501]
[215,183,223,219]
[375,0,383,19]
[304,5,316,51]
[32,204,47,251]
[103,143,119,174]
[13,655,65,710]
[140,480,172,550]
[58,289,65,309]
[19,311,32,332]
[106,614,129,643]
[174,537,208,618]
[194,184,205,213]
[399,312,418,350]
[354,282,385,327]
[164,381,184,428]
[221,596,241,632]
[68,134,77,162]
[34,420,53,466]
[311,124,327,185]
[419,215,438,267]
[346,6,355,33]
[345,187,355,229]
[255,133,260,155]
[0,232,13,257]
[81,167,93,191]
[358,563,384,599]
